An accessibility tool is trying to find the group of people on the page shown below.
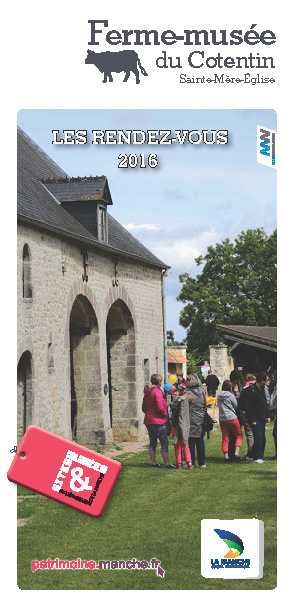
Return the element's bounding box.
[142,368,277,469]
[142,373,207,469]
[218,369,277,464]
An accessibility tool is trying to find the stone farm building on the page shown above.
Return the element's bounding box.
[17,127,169,447]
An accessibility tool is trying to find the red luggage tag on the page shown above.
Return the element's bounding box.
[7,426,122,517]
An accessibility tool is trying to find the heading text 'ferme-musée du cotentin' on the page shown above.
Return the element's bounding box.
[87,21,276,70]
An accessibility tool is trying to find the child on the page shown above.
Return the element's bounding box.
[170,387,194,470]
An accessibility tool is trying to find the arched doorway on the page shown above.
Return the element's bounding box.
[106,299,137,440]
[17,351,33,443]
[69,294,101,445]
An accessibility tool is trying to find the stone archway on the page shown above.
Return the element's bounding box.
[69,294,102,445]
[106,299,137,441]
[17,351,33,443]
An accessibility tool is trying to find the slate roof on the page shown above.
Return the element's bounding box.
[17,127,168,269]
[42,176,113,205]
[217,325,277,350]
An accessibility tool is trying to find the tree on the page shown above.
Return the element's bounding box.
[167,330,176,346]
[178,228,277,359]
[186,351,203,377]
[167,330,184,346]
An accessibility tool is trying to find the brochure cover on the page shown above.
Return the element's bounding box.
[3,0,286,598]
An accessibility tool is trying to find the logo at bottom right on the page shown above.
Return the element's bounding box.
[201,519,264,579]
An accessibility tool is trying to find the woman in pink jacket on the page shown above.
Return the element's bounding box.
[142,373,175,468]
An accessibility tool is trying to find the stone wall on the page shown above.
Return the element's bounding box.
[209,345,233,388]
[17,223,165,446]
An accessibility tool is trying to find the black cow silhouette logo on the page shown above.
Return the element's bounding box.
[85,50,148,84]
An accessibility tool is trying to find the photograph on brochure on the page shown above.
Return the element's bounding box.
[15,108,276,590]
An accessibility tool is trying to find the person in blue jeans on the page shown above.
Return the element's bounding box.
[244,371,271,463]
[142,373,175,468]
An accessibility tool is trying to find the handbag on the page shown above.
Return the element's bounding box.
[202,412,215,439]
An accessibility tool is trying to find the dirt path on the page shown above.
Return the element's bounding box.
[17,518,28,527]
[105,441,147,458]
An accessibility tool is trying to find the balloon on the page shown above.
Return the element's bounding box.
[168,374,177,385]
[164,382,174,392]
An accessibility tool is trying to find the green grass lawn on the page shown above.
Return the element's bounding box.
[17,425,277,590]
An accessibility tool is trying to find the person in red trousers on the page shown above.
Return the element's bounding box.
[217,380,243,462]
[170,387,194,470]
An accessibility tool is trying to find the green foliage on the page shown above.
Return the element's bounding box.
[186,351,203,376]
[167,330,177,346]
[167,330,184,346]
[178,228,277,357]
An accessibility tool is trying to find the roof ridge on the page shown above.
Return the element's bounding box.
[41,175,106,184]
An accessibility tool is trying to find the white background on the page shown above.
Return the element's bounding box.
[1,0,287,600]
[201,519,263,579]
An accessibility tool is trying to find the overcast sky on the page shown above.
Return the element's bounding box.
[18,109,277,341]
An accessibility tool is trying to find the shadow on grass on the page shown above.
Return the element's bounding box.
[120,463,177,469]
[199,456,230,464]
[120,456,277,468]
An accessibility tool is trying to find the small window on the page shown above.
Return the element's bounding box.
[22,244,32,298]
[143,359,149,388]
[48,342,54,373]
[98,206,107,242]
